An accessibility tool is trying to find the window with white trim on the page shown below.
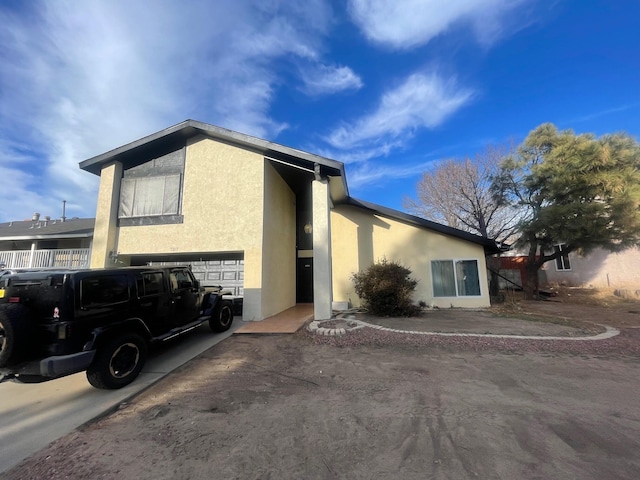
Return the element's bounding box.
[554,244,571,271]
[431,259,481,297]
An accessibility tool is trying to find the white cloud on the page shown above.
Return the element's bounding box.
[347,0,528,49]
[0,0,332,222]
[347,160,434,189]
[300,64,363,96]
[324,72,473,151]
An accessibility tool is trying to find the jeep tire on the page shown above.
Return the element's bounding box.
[209,301,233,332]
[0,304,35,367]
[86,333,147,389]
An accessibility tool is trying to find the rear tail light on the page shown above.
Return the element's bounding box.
[8,297,20,303]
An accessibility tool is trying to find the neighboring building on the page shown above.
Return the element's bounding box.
[79,120,499,321]
[498,245,640,290]
[0,216,93,270]
[543,245,640,289]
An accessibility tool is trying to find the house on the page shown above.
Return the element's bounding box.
[0,215,93,270]
[79,120,499,321]
[543,245,640,289]
[498,245,640,290]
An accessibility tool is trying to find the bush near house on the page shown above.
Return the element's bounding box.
[352,259,420,317]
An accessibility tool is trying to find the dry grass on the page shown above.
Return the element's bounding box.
[551,286,640,308]
[495,286,640,309]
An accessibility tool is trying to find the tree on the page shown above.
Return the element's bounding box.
[405,145,519,296]
[406,145,518,241]
[493,123,640,298]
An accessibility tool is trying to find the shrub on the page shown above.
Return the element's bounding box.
[351,259,420,317]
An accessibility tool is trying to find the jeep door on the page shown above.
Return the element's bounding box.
[136,271,172,336]
[168,269,200,326]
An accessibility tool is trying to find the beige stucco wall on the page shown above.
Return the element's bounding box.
[90,162,122,268]
[330,204,490,308]
[543,246,640,288]
[260,162,296,317]
[109,136,268,320]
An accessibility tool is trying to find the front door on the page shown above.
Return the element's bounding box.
[297,257,313,303]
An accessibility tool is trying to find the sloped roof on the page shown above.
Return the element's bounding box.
[0,218,95,241]
[78,119,498,254]
[347,198,501,254]
[79,119,349,201]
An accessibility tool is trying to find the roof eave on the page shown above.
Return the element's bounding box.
[0,232,94,241]
[346,197,501,254]
[79,120,347,180]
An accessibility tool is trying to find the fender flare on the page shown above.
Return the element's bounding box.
[84,318,152,351]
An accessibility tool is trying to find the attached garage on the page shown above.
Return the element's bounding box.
[189,259,244,295]
[131,253,244,295]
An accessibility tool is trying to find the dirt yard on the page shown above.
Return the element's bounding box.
[3,293,640,480]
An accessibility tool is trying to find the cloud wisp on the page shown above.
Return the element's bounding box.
[324,71,473,154]
[347,159,437,190]
[347,0,528,49]
[299,64,363,96]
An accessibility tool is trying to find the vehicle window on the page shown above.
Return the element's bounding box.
[81,275,129,307]
[170,269,192,291]
[140,272,164,296]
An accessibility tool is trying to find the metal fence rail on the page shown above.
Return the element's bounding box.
[0,248,90,269]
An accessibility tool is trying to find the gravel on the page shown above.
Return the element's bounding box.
[302,325,640,357]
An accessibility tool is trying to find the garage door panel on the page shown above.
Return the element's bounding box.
[144,256,244,295]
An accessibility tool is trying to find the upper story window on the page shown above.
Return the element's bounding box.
[554,244,571,270]
[120,175,181,217]
[118,148,185,226]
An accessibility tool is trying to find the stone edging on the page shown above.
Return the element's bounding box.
[308,315,620,340]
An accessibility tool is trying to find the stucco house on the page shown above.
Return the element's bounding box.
[543,245,640,289]
[79,120,499,321]
[498,245,640,291]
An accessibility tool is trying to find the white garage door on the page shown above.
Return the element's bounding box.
[147,257,244,295]
[190,259,244,295]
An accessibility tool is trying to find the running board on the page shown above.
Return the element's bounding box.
[153,316,209,343]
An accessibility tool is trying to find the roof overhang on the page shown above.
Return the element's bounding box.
[0,232,93,241]
[346,198,501,255]
[79,120,350,203]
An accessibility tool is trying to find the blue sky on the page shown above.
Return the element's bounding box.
[1,0,638,223]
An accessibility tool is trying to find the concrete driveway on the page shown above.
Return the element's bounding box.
[0,320,244,474]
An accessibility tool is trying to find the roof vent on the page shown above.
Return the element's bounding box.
[32,212,40,222]
[44,216,51,221]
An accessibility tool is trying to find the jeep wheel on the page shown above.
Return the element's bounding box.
[0,304,35,367]
[209,301,233,332]
[86,334,147,389]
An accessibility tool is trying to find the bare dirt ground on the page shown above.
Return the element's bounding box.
[3,290,640,480]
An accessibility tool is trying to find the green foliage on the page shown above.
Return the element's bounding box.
[492,123,640,296]
[351,259,420,317]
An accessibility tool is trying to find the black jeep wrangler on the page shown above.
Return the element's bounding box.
[0,266,234,389]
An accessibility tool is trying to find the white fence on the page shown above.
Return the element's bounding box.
[0,249,90,270]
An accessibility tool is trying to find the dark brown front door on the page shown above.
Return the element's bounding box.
[297,257,313,303]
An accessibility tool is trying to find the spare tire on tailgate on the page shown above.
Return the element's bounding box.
[0,304,36,367]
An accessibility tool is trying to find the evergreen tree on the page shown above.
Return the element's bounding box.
[493,123,640,298]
